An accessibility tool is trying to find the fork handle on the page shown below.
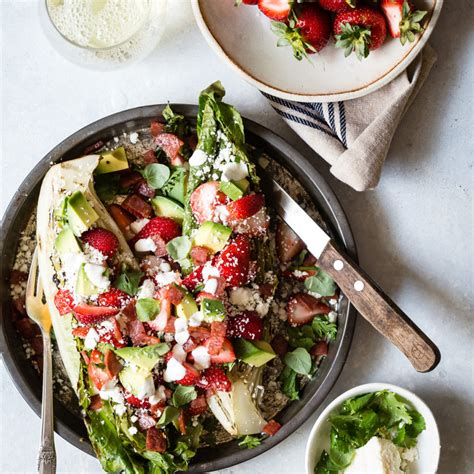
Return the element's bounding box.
[38,331,56,474]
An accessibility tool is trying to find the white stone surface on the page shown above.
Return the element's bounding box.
[1,1,473,473]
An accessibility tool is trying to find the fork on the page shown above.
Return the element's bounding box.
[26,248,56,474]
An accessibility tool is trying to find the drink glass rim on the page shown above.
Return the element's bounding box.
[44,0,152,51]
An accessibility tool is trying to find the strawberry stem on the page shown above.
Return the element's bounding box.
[335,23,371,61]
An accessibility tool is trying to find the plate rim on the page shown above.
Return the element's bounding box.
[0,104,357,472]
[192,0,443,102]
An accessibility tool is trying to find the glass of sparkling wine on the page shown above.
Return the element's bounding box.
[40,0,167,69]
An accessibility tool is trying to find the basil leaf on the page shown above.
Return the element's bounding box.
[284,347,312,375]
[166,236,192,261]
[201,298,226,322]
[115,269,143,296]
[279,366,299,400]
[305,269,336,297]
[136,298,160,322]
[157,406,180,426]
[172,385,197,408]
[142,163,170,189]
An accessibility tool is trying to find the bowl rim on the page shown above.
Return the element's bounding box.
[192,0,443,102]
[304,382,441,473]
[0,104,358,472]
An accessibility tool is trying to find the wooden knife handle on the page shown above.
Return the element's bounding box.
[318,241,440,372]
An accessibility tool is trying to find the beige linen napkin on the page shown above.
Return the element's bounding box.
[263,45,437,191]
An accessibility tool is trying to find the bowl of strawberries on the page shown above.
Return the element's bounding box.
[192,0,443,101]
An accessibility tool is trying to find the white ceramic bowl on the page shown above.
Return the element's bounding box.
[192,0,443,102]
[305,383,440,473]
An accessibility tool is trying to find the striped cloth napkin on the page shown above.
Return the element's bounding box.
[264,45,437,191]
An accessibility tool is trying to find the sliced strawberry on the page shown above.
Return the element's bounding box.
[258,0,291,20]
[88,363,111,391]
[122,194,153,219]
[227,311,263,340]
[229,207,270,237]
[216,235,251,287]
[98,317,127,348]
[132,217,181,244]
[176,362,200,386]
[182,264,204,291]
[97,288,130,308]
[147,297,171,332]
[72,326,90,339]
[276,221,305,264]
[108,204,135,239]
[190,181,228,224]
[81,227,119,258]
[286,293,330,327]
[104,349,123,378]
[54,289,74,316]
[190,246,210,266]
[74,304,119,325]
[155,133,184,161]
[197,367,232,392]
[205,338,236,364]
[380,0,426,43]
[150,121,165,137]
[311,341,329,357]
[226,194,264,220]
[143,149,158,165]
[187,395,208,416]
[125,393,151,409]
[89,349,103,365]
[262,419,282,436]
[243,0,258,4]
[146,426,167,453]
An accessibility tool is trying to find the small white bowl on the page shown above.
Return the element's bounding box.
[305,383,440,474]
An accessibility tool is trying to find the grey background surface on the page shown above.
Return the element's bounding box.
[1,1,473,473]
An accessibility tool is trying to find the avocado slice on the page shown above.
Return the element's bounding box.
[95,146,129,175]
[201,298,225,322]
[193,221,232,254]
[234,178,250,193]
[119,365,155,398]
[54,226,82,255]
[114,343,169,371]
[163,168,187,204]
[219,181,244,201]
[233,339,276,367]
[176,292,198,319]
[75,263,99,297]
[66,191,99,236]
[151,196,184,223]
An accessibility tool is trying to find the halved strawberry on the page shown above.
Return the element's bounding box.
[81,227,119,258]
[227,311,263,340]
[176,362,200,386]
[74,304,120,325]
[54,289,74,316]
[276,221,305,264]
[286,293,330,327]
[190,181,229,224]
[380,0,427,44]
[132,217,181,244]
[155,133,184,161]
[97,288,130,308]
[226,194,264,220]
[262,419,282,436]
[258,0,291,21]
[205,338,236,364]
[216,235,251,287]
[197,367,232,392]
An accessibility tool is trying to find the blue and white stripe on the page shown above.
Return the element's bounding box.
[262,92,348,149]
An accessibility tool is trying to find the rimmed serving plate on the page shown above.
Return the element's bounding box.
[192,0,442,102]
[0,105,357,472]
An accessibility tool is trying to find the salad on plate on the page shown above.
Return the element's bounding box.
[26,82,342,473]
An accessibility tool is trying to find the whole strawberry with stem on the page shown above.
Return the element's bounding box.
[271,3,331,61]
[318,0,356,13]
[334,7,387,60]
[380,0,427,44]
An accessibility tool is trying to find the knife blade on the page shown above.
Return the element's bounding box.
[263,176,440,373]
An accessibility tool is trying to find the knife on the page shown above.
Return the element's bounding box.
[266,178,440,373]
